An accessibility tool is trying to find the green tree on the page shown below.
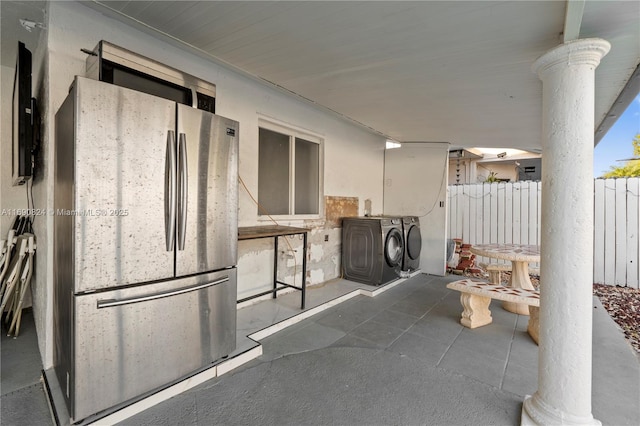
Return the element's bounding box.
[601,134,640,178]
[485,171,499,182]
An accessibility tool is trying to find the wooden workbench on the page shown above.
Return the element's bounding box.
[238,225,308,308]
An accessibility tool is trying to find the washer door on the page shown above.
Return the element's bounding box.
[384,228,404,267]
[406,225,422,260]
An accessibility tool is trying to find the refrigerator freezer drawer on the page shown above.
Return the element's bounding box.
[67,269,236,421]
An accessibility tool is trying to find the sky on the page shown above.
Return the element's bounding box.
[593,94,640,178]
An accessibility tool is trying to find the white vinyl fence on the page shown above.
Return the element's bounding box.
[448,178,639,289]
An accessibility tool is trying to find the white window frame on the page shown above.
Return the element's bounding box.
[257,118,324,220]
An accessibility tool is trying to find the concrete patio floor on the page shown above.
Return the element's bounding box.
[2,273,639,425]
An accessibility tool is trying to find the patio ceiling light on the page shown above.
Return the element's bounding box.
[386,140,402,149]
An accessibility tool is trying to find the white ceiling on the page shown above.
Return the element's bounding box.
[3,1,639,151]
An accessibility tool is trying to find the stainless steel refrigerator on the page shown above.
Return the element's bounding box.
[53,76,239,422]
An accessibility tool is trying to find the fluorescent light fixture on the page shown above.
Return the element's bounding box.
[386,140,402,149]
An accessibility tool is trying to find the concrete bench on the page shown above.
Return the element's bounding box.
[478,262,540,285]
[446,279,540,344]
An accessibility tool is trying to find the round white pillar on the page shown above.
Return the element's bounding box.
[522,38,610,425]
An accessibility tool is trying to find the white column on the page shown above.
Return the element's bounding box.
[522,38,610,425]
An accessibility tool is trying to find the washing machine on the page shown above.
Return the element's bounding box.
[402,216,421,272]
[342,217,404,285]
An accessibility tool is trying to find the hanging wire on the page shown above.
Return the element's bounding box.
[601,184,640,196]
[449,183,542,200]
[238,175,299,285]
[417,149,450,218]
[24,179,35,233]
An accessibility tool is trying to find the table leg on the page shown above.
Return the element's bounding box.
[301,232,307,309]
[502,260,534,315]
[527,306,540,344]
[273,236,278,299]
[460,293,493,329]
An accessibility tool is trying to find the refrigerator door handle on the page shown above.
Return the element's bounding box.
[177,133,188,251]
[97,276,230,308]
[165,130,177,251]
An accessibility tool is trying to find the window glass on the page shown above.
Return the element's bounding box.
[258,123,322,217]
[295,137,319,214]
[258,128,289,215]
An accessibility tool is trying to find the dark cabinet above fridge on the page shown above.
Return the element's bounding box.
[86,40,216,113]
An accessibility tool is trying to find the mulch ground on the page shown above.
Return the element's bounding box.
[593,283,640,354]
[461,270,640,354]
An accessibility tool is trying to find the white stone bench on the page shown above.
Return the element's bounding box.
[478,262,540,285]
[446,279,540,344]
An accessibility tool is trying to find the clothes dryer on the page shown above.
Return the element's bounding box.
[342,217,404,285]
[402,216,421,272]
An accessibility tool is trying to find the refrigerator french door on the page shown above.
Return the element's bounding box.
[53,77,239,422]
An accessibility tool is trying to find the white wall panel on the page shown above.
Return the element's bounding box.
[626,178,639,288]
[615,179,627,286]
[383,143,449,275]
[604,179,617,285]
[593,179,606,284]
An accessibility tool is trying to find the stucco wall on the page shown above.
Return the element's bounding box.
[23,1,386,367]
[476,161,517,182]
[448,158,542,184]
[0,26,47,232]
[1,27,48,344]
[0,65,28,232]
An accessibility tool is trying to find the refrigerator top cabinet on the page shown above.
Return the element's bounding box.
[56,76,238,294]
